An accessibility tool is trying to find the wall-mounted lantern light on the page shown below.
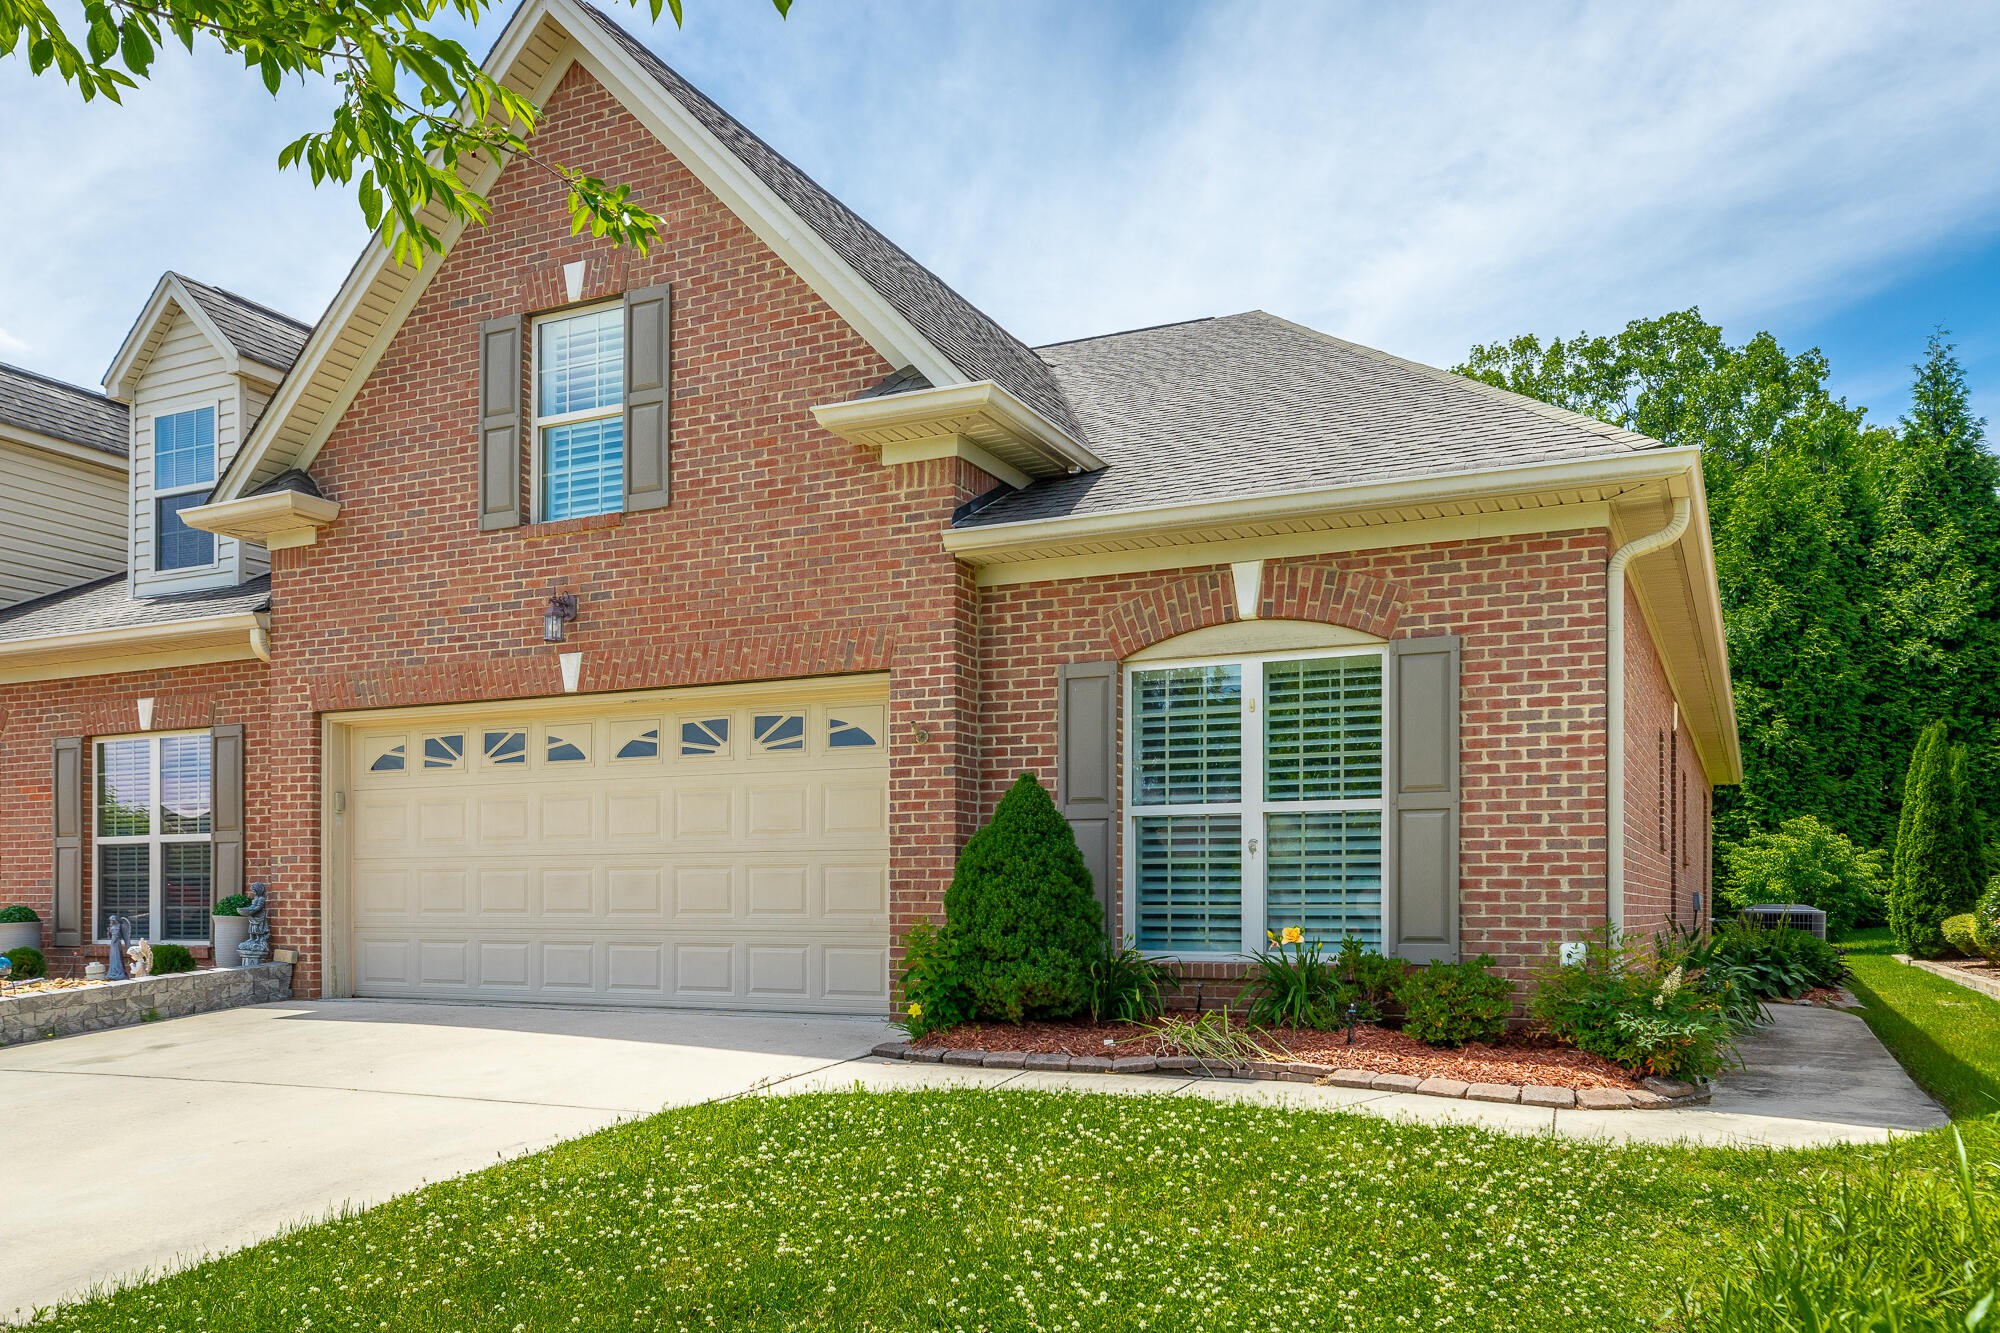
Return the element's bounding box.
[544,592,579,643]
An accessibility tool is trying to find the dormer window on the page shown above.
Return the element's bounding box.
[154,406,217,570]
[534,305,625,521]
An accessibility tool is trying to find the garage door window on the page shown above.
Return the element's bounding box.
[94,733,212,943]
[1125,649,1385,956]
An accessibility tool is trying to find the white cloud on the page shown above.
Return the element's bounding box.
[2,0,1996,395]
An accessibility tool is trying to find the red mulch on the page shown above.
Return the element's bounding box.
[1796,986,1851,1007]
[912,1017,1640,1090]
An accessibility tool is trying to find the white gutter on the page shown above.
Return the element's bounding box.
[1605,496,1692,932]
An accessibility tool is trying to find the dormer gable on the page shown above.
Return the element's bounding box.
[101,274,311,598]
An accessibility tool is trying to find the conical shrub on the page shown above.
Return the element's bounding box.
[1891,722,1979,956]
[942,772,1105,1022]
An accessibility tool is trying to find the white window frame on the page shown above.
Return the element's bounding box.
[531,302,625,522]
[92,730,213,945]
[1122,644,1388,961]
[152,403,220,573]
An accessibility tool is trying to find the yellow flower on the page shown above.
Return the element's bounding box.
[908,1002,923,1019]
[1281,926,1304,945]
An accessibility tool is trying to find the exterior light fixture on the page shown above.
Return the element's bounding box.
[544,592,578,643]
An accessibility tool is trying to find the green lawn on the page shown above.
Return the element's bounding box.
[25,1088,1998,1332]
[28,927,2000,1331]
[1841,926,2000,1120]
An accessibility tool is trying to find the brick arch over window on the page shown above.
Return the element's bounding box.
[1101,560,1410,660]
[1260,561,1408,639]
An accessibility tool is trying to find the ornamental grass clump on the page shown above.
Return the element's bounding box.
[897,773,1105,1031]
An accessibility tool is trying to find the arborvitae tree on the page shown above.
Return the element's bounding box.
[942,772,1105,1022]
[1891,722,1975,957]
[1869,333,2000,823]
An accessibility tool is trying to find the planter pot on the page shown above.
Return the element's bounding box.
[211,914,249,968]
[0,921,41,955]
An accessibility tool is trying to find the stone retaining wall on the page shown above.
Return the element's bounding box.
[0,964,293,1046]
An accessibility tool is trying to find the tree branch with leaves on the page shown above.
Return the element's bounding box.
[0,0,790,264]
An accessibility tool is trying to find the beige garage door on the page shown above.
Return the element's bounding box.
[342,678,891,1013]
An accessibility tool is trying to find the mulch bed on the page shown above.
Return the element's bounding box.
[911,1018,1640,1091]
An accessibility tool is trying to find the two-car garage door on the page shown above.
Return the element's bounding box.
[341,678,891,1013]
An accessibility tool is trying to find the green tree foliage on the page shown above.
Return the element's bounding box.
[1869,333,2000,821]
[940,773,1105,1023]
[0,0,790,265]
[1891,722,1982,957]
[1461,315,1999,863]
[1721,815,1886,940]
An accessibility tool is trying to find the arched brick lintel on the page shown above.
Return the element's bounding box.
[1102,561,1410,660]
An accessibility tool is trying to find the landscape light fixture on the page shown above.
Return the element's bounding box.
[544,592,578,643]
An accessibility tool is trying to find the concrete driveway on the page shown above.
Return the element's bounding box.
[0,999,889,1319]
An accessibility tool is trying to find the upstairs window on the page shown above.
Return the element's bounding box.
[535,306,625,521]
[154,406,216,571]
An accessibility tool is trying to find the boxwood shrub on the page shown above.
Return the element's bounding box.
[0,905,40,924]
[3,945,46,978]
[150,944,197,975]
[1396,956,1513,1047]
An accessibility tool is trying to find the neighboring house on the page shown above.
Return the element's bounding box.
[0,365,128,611]
[0,0,1738,1013]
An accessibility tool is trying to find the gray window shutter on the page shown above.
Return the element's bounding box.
[211,723,245,911]
[1387,636,1460,963]
[52,736,83,947]
[1057,660,1118,932]
[623,283,672,512]
[477,314,522,530]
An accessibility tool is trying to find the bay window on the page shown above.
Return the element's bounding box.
[1126,648,1385,956]
[95,733,213,943]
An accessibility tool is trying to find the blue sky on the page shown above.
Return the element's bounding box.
[1,0,1996,431]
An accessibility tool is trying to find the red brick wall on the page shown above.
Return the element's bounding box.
[1620,583,1714,941]
[978,532,1613,984]
[258,65,995,996]
[0,660,271,976]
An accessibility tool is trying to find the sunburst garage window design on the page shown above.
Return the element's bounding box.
[95,734,213,943]
[1127,650,1385,955]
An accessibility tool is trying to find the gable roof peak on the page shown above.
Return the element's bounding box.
[103,271,314,399]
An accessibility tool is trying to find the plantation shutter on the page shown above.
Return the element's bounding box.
[1129,664,1245,952]
[1056,660,1118,930]
[52,736,83,947]
[1387,635,1460,963]
[1262,655,1387,950]
[622,284,672,512]
[211,723,245,909]
[476,314,522,530]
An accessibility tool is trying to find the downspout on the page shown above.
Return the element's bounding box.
[1605,496,1692,933]
[249,618,272,663]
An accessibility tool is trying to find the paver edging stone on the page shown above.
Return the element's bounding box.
[866,1039,1688,1110]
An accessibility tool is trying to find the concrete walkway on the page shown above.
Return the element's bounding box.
[774,1002,1947,1149]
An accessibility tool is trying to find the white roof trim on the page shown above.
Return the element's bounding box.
[217,0,973,500]
[944,447,1703,556]
[813,380,1103,480]
[103,273,244,401]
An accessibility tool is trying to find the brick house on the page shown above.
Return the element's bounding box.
[0,0,1738,1012]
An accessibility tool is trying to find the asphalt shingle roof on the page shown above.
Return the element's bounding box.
[955,312,1664,529]
[572,2,1078,437]
[0,363,128,458]
[0,574,271,645]
[173,274,313,373]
